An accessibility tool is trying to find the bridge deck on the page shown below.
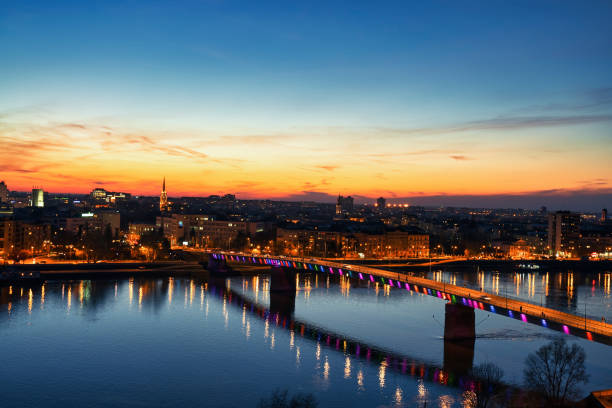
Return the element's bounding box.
[211,253,612,344]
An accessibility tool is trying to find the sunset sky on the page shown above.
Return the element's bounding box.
[1,1,611,209]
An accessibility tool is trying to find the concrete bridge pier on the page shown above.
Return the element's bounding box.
[443,302,475,375]
[202,254,235,287]
[444,302,475,340]
[206,254,233,274]
[268,267,297,316]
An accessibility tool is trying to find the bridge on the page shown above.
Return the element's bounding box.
[206,252,612,346]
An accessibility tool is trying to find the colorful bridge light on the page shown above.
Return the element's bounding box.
[541,319,547,327]
[405,283,410,291]
[563,325,570,335]
[508,310,514,318]
[370,275,374,282]
[359,273,363,280]
[520,313,527,322]
[389,279,394,286]
[489,305,496,313]
[586,332,593,341]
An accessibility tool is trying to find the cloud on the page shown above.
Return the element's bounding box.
[315,165,339,171]
[376,114,612,139]
[121,135,209,161]
[367,149,448,158]
[512,87,612,114]
[214,134,285,145]
[449,155,471,161]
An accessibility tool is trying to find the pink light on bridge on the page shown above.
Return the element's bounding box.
[370,275,374,282]
[358,273,363,280]
[563,325,570,335]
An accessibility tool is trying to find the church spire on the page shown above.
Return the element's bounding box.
[160,176,168,211]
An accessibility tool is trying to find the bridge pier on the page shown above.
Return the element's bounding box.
[443,302,475,374]
[206,254,233,274]
[444,302,475,340]
[269,267,297,316]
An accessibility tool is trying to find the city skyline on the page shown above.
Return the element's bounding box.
[0,177,610,212]
[1,1,611,210]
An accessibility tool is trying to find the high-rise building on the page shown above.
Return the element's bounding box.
[376,197,386,211]
[335,195,354,215]
[160,177,168,211]
[0,181,8,203]
[603,208,608,222]
[31,188,44,208]
[547,211,580,258]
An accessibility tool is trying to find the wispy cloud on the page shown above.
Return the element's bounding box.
[315,165,339,171]
[373,114,612,138]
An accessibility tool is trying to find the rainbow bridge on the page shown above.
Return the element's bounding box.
[208,252,612,346]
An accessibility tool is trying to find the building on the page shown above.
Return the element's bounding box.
[160,177,168,212]
[31,188,44,207]
[0,181,8,203]
[155,214,274,249]
[508,239,533,259]
[127,223,157,244]
[64,211,121,236]
[90,188,131,203]
[276,228,429,258]
[335,195,354,215]
[90,188,108,200]
[376,197,386,211]
[0,220,14,257]
[548,211,581,258]
[603,208,608,222]
[0,220,51,258]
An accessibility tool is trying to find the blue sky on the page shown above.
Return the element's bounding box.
[0,1,611,210]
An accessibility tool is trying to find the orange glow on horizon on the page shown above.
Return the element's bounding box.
[1,118,610,201]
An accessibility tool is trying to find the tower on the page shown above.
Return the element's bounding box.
[547,211,580,258]
[160,177,168,212]
[0,181,8,203]
[376,197,386,211]
[31,188,44,207]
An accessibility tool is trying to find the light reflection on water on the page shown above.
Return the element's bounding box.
[0,271,610,407]
[421,268,612,320]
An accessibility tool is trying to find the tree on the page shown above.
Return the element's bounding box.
[472,362,504,408]
[523,338,589,406]
[257,389,317,408]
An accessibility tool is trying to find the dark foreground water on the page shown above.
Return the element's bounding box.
[1,272,611,408]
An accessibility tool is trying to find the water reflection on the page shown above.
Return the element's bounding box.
[414,268,612,320]
[2,271,610,407]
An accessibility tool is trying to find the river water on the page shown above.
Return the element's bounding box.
[1,271,610,407]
